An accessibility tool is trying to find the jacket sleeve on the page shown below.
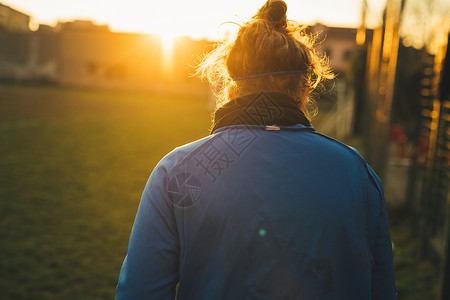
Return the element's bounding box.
[367,165,397,300]
[116,164,179,300]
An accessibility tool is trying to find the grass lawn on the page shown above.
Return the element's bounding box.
[0,84,439,299]
[0,84,212,299]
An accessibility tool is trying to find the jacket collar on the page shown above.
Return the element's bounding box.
[211,92,311,134]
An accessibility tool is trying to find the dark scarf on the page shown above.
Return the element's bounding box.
[211,92,311,133]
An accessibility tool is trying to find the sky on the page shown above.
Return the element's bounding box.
[1,0,387,40]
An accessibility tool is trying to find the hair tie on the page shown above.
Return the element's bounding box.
[232,70,308,81]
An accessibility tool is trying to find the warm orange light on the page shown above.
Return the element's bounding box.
[356,27,366,45]
[160,33,176,77]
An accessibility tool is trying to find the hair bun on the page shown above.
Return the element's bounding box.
[254,0,287,29]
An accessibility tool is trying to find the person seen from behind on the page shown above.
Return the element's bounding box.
[116,0,397,299]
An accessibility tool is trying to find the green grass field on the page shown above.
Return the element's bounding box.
[0,85,212,299]
[0,85,438,299]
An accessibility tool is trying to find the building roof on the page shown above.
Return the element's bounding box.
[0,3,30,18]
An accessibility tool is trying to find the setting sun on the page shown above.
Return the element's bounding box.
[3,0,448,45]
[160,33,176,76]
[1,0,368,39]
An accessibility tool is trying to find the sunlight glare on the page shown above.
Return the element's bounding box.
[159,33,176,78]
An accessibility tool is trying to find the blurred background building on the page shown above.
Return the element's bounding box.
[0,4,162,90]
[309,24,373,75]
[0,2,370,92]
[0,2,29,32]
[57,21,162,90]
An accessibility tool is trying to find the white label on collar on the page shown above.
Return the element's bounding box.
[266,125,280,131]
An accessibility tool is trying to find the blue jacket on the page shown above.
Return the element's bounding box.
[116,124,397,299]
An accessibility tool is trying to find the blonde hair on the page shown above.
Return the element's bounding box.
[196,0,334,117]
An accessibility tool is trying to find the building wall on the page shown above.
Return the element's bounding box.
[0,31,58,82]
[323,37,358,73]
[0,18,163,90]
[0,4,368,90]
[310,24,373,75]
[0,4,30,32]
[58,28,162,90]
